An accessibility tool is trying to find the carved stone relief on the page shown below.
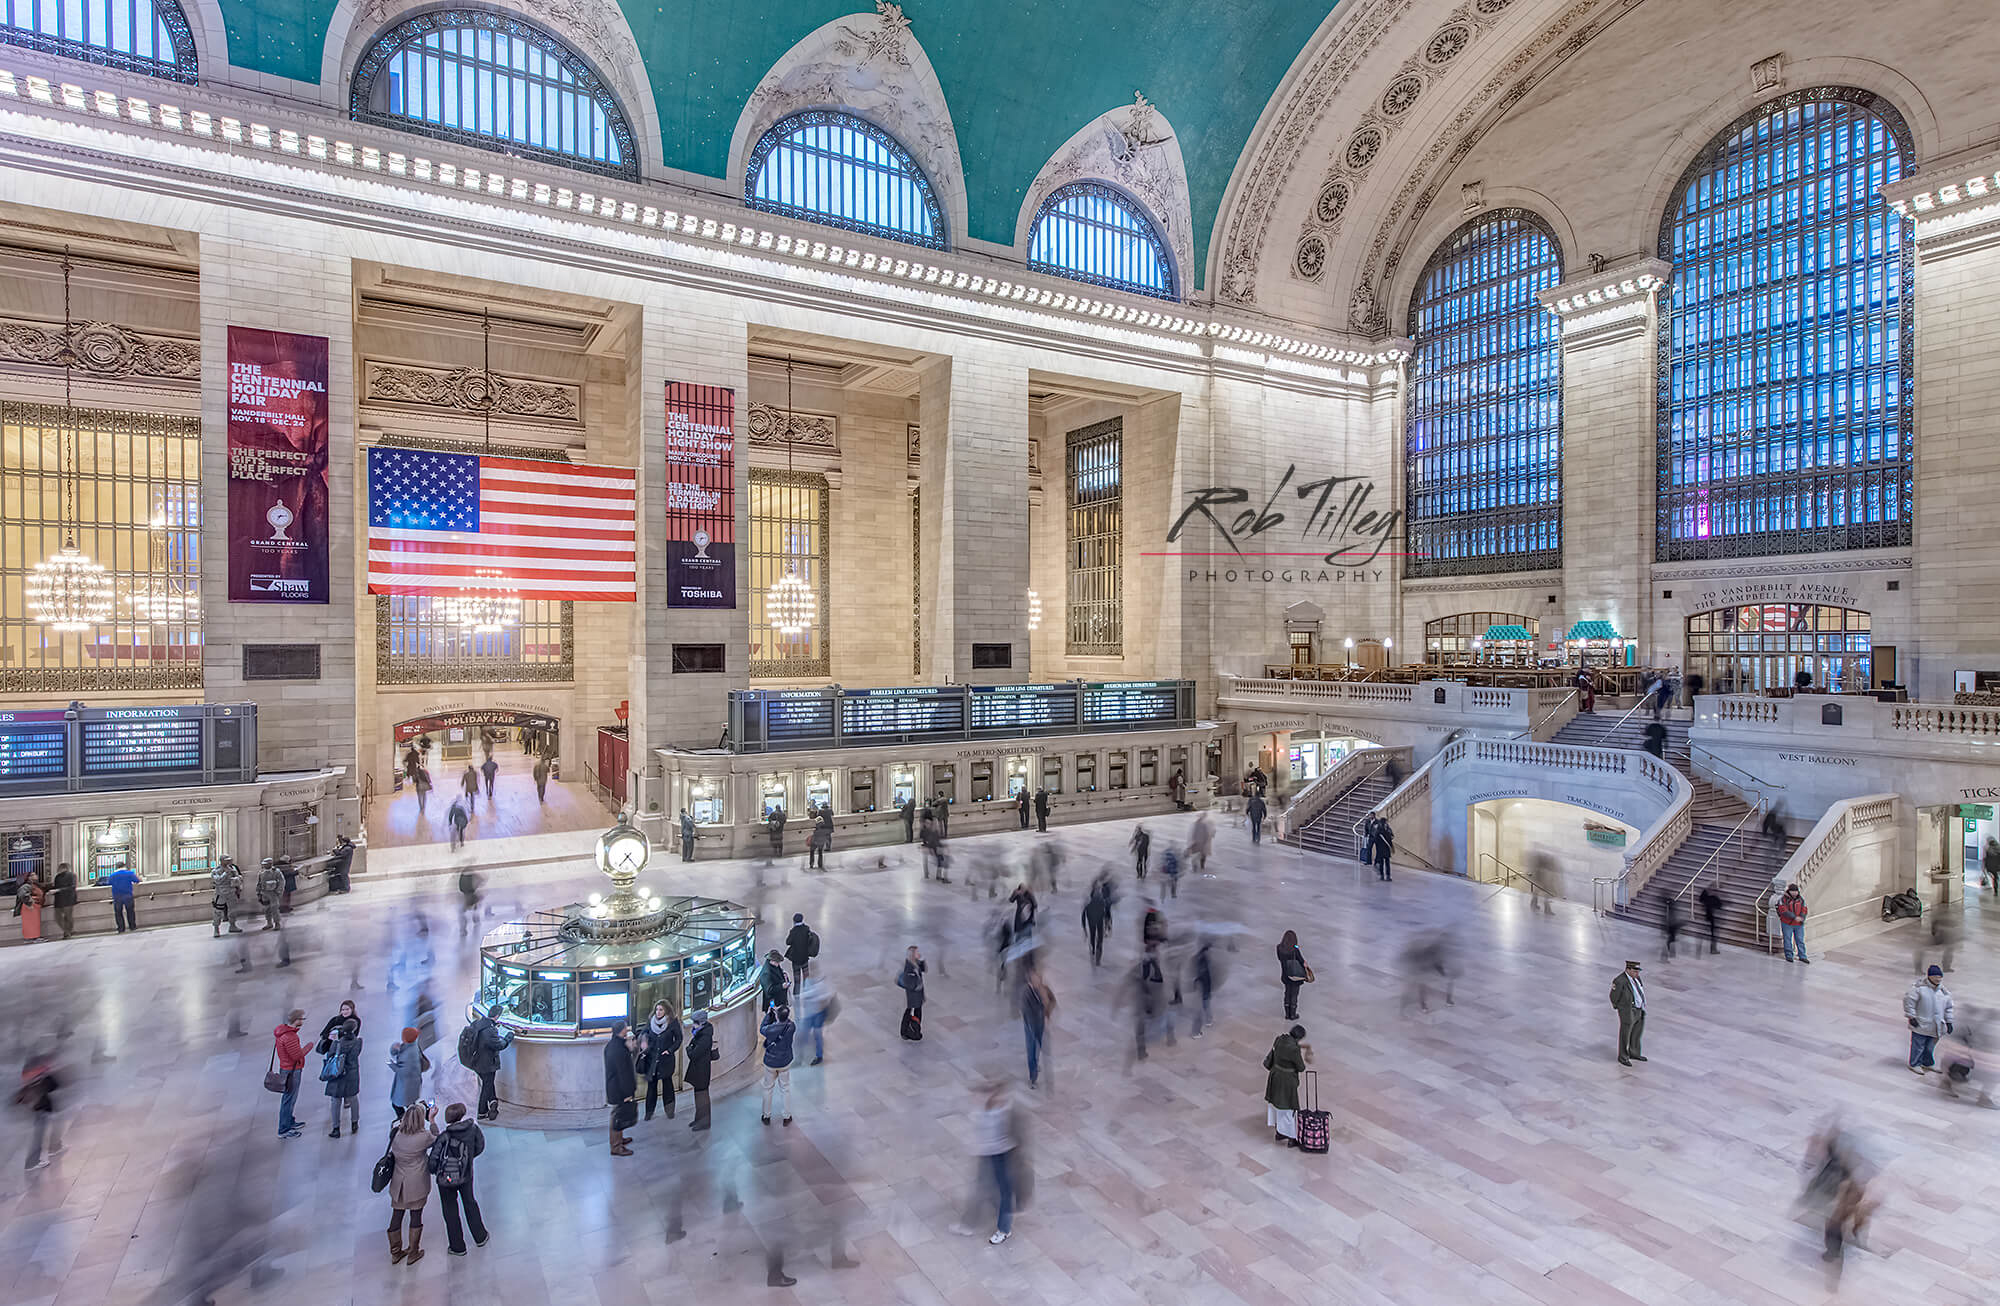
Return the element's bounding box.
[0,320,200,382]
[747,402,838,449]
[1020,92,1195,283]
[364,361,581,423]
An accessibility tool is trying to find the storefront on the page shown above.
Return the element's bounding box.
[1564,620,1633,668]
[1684,603,1872,694]
[1424,612,1539,667]
[1284,733,1380,783]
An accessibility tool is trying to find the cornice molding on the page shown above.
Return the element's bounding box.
[1538,256,1667,348]
[0,316,199,382]
[1885,146,2000,261]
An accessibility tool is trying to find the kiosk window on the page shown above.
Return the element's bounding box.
[805,770,834,812]
[760,775,788,819]
[170,816,221,877]
[1140,748,1158,786]
[850,769,877,813]
[3,829,50,888]
[931,764,956,803]
[1007,757,1031,797]
[970,761,994,802]
[84,821,138,884]
[1076,755,1096,791]
[272,806,317,862]
[1107,751,1128,790]
[688,780,723,825]
[1042,756,1063,794]
[890,766,917,807]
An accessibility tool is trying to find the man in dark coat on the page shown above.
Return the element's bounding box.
[683,1010,715,1130]
[465,1012,510,1121]
[1033,787,1051,833]
[900,797,916,843]
[49,862,77,939]
[604,1022,637,1155]
[1370,816,1395,881]
[1017,787,1031,829]
[1081,880,1112,966]
[1246,791,1268,845]
[679,808,697,862]
[758,950,791,1013]
[1610,961,1647,1066]
[784,913,817,989]
[765,807,787,860]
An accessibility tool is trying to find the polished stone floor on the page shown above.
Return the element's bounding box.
[0,808,1993,1306]
[367,749,612,850]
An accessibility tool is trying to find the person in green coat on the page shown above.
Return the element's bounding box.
[1264,1025,1309,1147]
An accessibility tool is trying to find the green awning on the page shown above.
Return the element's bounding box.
[1482,624,1532,641]
[1568,620,1621,641]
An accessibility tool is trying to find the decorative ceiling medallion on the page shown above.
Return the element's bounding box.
[1345,126,1384,172]
[1315,179,1350,226]
[1475,0,1514,12]
[1425,23,1473,66]
[1295,234,1329,282]
[1381,74,1424,118]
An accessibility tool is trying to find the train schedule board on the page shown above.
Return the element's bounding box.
[80,706,205,776]
[839,686,966,742]
[762,691,838,746]
[1081,681,1185,729]
[970,684,1079,734]
[0,710,68,784]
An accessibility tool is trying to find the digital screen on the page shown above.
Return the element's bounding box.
[839,688,966,739]
[764,693,836,743]
[1083,682,1182,727]
[580,991,629,1022]
[0,714,67,780]
[971,685,1078,732]
[81,716,203,775]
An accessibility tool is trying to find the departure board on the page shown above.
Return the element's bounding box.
[1083,681,1183,727]
[839,687,966,740]
[81,713,203,775]
[763,692,837,744]
[0,712,67,781]
[970,684,1078,733]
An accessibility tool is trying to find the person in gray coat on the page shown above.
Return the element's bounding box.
[322,1018,361,1137]
[1906,965,1955,1074]
[388,1026,424,1123]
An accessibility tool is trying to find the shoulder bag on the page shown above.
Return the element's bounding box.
[263,1046,288,1094]
[370,1128,398,1193]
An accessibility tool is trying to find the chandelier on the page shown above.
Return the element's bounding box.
[127,513,195,621]
[30,248,113,632]
[1027,588,1042,631]
[441,569,521,633]
[766,355,818,641]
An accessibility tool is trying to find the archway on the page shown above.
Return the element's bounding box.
[374,709,608,850]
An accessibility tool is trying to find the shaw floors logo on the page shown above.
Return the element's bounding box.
[1158,465,1404,585]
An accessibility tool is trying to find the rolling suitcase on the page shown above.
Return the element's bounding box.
[1297,1070,1329,1153]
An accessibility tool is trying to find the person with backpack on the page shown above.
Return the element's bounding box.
[1776,883,1810,963]
[255,859,284,930]
[447,799,470,850]
[641,1001,681,1120]
[1160,846,1183,899]
[1019,958,1055,1090]
[898,945,927,1040]
[458,1011,511,1122]
[759,1005,796,1126]
[321,1017,361,1137]
[684,1009,716,1131]
[210,858,243,936]
[272,1009,307,1138]
[479,753,498,801]
[429,1103,489,1256]
[784,913,819,990]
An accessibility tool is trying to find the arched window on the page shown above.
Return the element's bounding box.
[1029,182,1177,300]
[1,0,196,81]
[1657,88,1912,561]
[745,110,946,250]
[1404,210,1563,578]
[350,10,637,179]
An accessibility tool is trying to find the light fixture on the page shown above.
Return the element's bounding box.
[766,356,817,639]
[1027,588,1042,631]
[441,569,522,633]
[1384,638,1393,652]
[129,511,194,621]
[29,247,114,633]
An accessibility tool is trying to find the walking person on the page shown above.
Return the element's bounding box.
[785,913,819,990]
[384,1102,438,1264]
[1247,789,1268,844]
[13,869,43,943]
[1130,824,1150,879]
[679,807,697,861]
[533,755,551,805]
[684,1009,716,1130]
[1276,929,1312,1021]
[1263,1025,1309,1147]
[1659,896,1682,961]
[388,1026,424,1124]
[920,807,949,881]
[430,1103,489,1256]
[1019,959,1055,1089]
[759,1004,795,1126]
[1905,965,1954,1074]
[1081,878,1112,966]
[950,1082,1027,1245]
[448,798,471,850]
[412,765,432,814]
[479,753,498,801]
[1161,846,1183,899]
[1130,954,1174,1061]
[48,863,76,939]
[1186,813,1213,877]
[107,861,139,933]
[320,1017,361,1137]
[1369,815,1395,880]
[1776,883,1810,963]
[898,945,927,1040]
[272,1009,307,1137]
[1188,940,1215,1037]
[459,763,480,816]
[17,1050,60,1171]
[641,1000,681,1120]
[797,974,834,1066]
[1610,961,1647,1066]
[604,1021,638,1155]
[1984,836,2000,893]
[1699,885,1725,954]
[1034,786,1050,833]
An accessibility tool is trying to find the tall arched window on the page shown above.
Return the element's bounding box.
[1657,88,1913,561]
[350,10,637,179]
[1404,210,1563,578]
[745,110,946,250]
[1,0,196,81]
[1029,182,1177,300]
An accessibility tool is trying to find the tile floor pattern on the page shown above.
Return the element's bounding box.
[367,749,615,850]
[0,810,1993,1305]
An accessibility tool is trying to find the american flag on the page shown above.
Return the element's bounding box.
[365,448,636,600]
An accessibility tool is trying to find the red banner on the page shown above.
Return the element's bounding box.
[228,327,330,603]
[664,381,737,608]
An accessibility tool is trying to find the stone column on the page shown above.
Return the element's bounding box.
[1540,260,1670,662]
[916,355,1030,683]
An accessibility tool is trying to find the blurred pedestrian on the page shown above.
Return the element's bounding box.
[447,799,470,850]
[459,763,479,815]
[1276,929,1312,1021]
[1081,877,1112,966]
[798,974,834,1066]
[1010,882,1038,936]
[1160,845,1182,899]
[1776,883,1809,962]
[759,1004,795,1126]
[479,753,498,800]
[388,1026,423,1123]
[431,1102,489,1256]
[1660,896,1682,960]
[605,1020,638,1155]
[13,868,43,943]
[900,795,916,843]
[107,862,139,932]
[1247,789,1267,844]
[48,862,76,939]
[1698,885,1725,953]
[1020,958,1055,1089]
[1905,965,1953,1075]
[1610,961,1647,1066]
[898,945,927,1040]
[1984,836,2000,893]
[949,1082,1028,1245]
[412,765,432,813]
[1526,849,1557,913]
[17,1050,61,1170]
[1642,720,1666,759]
[1130,824,1150,879]
[533,756,551,804]
[785,913,818,989]
[1186,813,1213,876]
[1913,905,1961,976]
[1762,803,1787,852]
[642,1000,681,1119]
[1131,955,1174,1061]
[385,1102,438,1264]
[320,1017,361,1137]
[1188,940,1215,1037]
[684,1009,716,1131]
[1401,929,1457,1012]
[1263,1025,1308,1147]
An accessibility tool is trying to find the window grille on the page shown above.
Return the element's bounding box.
[1,0,195,81]
[0,401,202,691]
[1066,418,1122,656]
[1684,603,1871,693]
[1657,88,1913,561]
[749,468,830,678]
[1422,612,1540,666]
[1028,182,1176,300]
[378,593,569,683]
[745,110,946,250]
[1404,210,1563,577]
[350,9,637,179]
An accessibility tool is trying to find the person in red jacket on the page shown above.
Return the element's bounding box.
[1776,883,1810,964]
[273,1009,308,1138]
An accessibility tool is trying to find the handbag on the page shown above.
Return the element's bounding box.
[263,1047,289,1094]
[612,1100,638,1131]
[370,1128,398,1193]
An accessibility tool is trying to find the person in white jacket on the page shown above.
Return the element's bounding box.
[1905,965,1955,1074]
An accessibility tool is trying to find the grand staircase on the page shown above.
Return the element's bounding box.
[1290,769,1398,862]
[1547,709,1797,948]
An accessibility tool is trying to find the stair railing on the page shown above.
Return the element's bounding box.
[360,771,378,825]
[1510,688,1578,741]
[1477,851,1555,904]
[1283,745,1411,846]
[1348,748,1443,871]
[1754,794,1899,951]
[1668,793,1772,906]
[1688,743,1785,803]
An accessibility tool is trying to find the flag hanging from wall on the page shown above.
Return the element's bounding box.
[365,447,636,600]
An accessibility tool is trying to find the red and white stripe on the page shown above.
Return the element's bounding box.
[367,455,637,600]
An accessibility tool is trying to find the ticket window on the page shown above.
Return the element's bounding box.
[1076,754,1097,792]
[890,765,918,809]
[1140,749,1158,787]
[932,764,956,805]
[688,779,724,825]
[170,815,223,878]
[1170,746,1189,782]
[3,829,51,890]
[272,805,318,862]
[850,769,877,813]
[804,770,834,813]
[759,774,789,820]
[1107,750,1129,790]
[970,761,995,802]
[1006,757,1031,797]
[1042,756,1064,794]
[83,820,138,884]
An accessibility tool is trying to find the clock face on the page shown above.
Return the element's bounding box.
[601,829,649,874]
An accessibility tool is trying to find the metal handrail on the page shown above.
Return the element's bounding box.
[1477,851,1555,902]
[1511,688,1578,740]
[1688,743,1786,800]
[1668,793,1770,904]
[360,772,378,824]
[1752,883,1777,953]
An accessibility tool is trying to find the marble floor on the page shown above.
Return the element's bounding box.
[367,749,615,850]
[0,810,1993,1306]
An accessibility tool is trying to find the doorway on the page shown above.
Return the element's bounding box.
[374,709,609,850]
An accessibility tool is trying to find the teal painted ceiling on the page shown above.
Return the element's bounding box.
[210,0,1343,286]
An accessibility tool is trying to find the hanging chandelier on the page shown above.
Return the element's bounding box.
[127,513,194,621]
[441,569,521,633]
[1027,588,1042,631]
[766,355,817,641]
[30,247,113,633]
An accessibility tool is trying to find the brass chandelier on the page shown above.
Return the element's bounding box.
[27,248,113,633]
